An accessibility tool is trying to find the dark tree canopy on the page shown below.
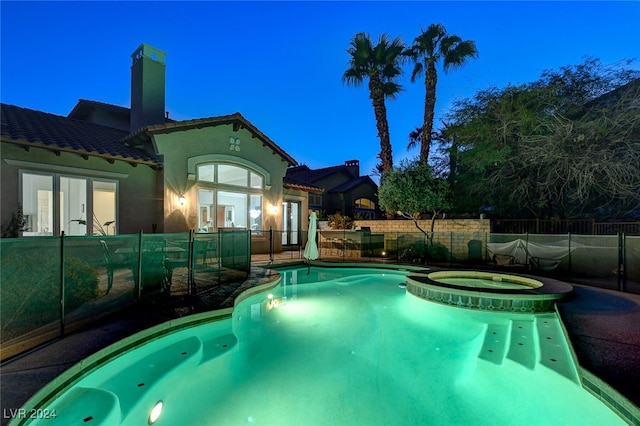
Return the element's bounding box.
[442,58,640,220]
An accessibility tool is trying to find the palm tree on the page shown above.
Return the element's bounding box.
[406,23,478,163]
[343,32,405,173]
[407,126,423,152]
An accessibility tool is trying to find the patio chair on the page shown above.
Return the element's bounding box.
[492,253,515,267]
[191,238,219,271]
[100,240,133,294]
[529,257,560,272]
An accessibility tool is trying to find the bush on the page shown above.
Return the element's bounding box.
[427,242,450,262]
[328,213,354,230]
[398,239,450,264]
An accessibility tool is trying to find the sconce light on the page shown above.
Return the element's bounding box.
[268,204,279,215]
[178,195,186,206]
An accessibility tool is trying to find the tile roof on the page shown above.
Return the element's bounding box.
[68,99,177,125]
[283,176,324,193]
[68,99,131,120]
[328,175,376,193]
[1,103,161,166]
[285,164,352,183]
[285,163,376,194]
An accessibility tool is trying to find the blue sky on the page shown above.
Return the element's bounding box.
[2,1,639,177]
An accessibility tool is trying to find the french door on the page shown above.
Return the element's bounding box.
[281,201,300,247]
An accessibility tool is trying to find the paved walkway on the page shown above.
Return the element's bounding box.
[1,266,639,425]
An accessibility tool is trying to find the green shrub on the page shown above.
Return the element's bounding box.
[398,239,450,264]
[427,242,450,262]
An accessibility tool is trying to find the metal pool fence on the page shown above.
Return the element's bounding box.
[1,229,637,360]
[0,230,250,360]
[259,230,639,295]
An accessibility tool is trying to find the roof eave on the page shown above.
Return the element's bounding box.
[1,137,162,169]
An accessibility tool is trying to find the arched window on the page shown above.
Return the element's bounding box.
[354,198,376,219]
[196,163,264,232]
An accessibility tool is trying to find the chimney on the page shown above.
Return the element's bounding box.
[345,159,360,177]
[130,43,166,133]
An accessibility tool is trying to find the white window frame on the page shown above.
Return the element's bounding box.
[19,170,119,236]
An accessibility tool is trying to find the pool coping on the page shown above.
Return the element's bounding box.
[406,270,574,313]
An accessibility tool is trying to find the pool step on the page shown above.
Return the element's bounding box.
[46,387,121,426]
[536,314,580,384]
[478,322,511,364]
[478,316,580,383]
[507,319,538,369]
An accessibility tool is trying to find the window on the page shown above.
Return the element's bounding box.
[218,164,247,186]
[196,163,264,232]
[21,171,117,236]
[93,181,117,235]
[22,173,53,236]
[355,198,375,209]
[354,198,376,219]
[308,194,322,207]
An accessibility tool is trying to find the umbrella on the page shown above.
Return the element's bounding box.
[303,212,319,270]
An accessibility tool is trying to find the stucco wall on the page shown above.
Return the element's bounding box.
[153,124,291,234]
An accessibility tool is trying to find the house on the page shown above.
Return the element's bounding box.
[285,160,380,219]
[1,43,317,252]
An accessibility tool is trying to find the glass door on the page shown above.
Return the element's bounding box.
[60,177,87,236]
[281,201,300,247]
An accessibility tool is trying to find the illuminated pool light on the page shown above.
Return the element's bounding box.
[148,400,163,424]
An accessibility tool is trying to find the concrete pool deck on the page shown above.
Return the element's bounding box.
[1,265,639,425]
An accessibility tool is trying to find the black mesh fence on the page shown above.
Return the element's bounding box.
[0,230,251,360]
[264,229,638,294]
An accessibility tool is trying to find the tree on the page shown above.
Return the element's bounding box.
[378,159,451,237]
[343,32,405,173]
[405,23,478,163]
[444,58,640,219]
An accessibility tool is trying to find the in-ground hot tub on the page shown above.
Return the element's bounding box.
[406,270,573,313]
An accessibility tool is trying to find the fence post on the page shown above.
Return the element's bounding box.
[136,230,143,300]
[618,233,626,292]
[269,227,274,264]
[59,232,66,336]
[247,230,252,272]
[568,232,572,281]
[188,229,195,294]
[450,231,453,267]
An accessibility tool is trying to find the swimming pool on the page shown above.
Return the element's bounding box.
[18,266,624,425]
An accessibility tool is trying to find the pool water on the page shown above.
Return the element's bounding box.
[435,277,532,289]
[26,267,623,425]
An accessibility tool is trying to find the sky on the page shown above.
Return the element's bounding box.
[1,1,639,178]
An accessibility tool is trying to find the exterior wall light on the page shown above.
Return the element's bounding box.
[178,195,186,206]
[268,204,279,215]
